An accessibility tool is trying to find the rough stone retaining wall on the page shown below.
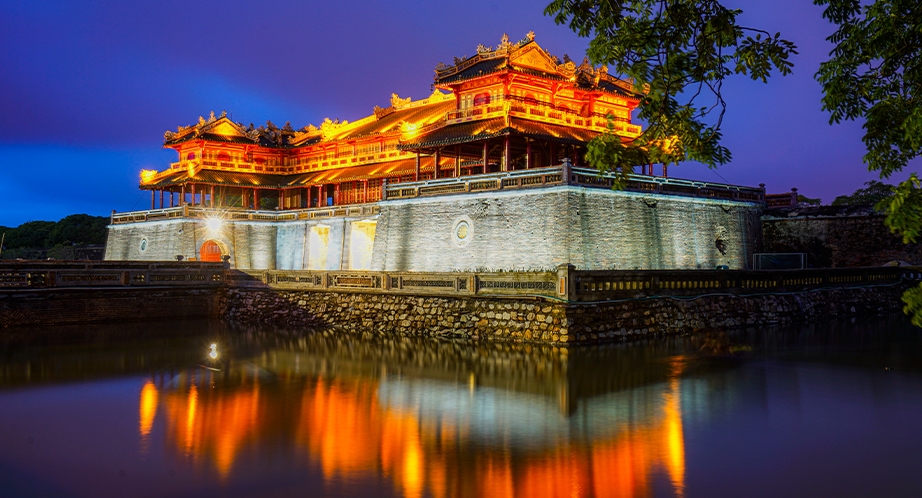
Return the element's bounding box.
[0,287,221,328]
[222,284,908,344]
[762,206,922,267]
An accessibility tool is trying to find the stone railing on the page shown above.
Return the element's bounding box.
[0,261,226,290]
[227,269,563,299]
[225,266,920,303]
[564,266,919,303]
[384,163,765,203]
[110,203,380,225]
[225,265,920,303]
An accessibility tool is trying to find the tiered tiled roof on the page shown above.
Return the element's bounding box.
[433,32,642,99]
[145,32,644,193]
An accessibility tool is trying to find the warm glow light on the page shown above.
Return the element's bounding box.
[349,220,377,270]
[185,384,198,456]
[662,378,686,497]
[308,225,331,270]
[139,380,159,455]
[140,169,158,184]
[205,217,223,234]
[400,121,419,137]
[209,343,218,360]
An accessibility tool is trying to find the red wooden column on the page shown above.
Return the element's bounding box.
[415,153,421,181]
[191,184,196,206]
[363,180,368,203]
[254,189,259,210]
[433,149,441,179]
[180,186,186,205]
[550,143,556,166]
[455,146,461,177]
[482,141,489,174]
[503,136,510,171]
[210,186,215,208]
[160,190,164,209]
[150,191,155,209]
[663,164,668,177]
[526,140,532,169]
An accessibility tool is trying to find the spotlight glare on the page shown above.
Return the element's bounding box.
[205,217,223,233]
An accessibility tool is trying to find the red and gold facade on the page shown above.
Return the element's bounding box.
[139,33,643,211]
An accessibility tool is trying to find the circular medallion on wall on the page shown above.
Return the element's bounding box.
[139,238,148,253]
[452,216,473,247]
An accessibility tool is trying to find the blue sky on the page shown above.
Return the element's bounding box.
[1,0,914,226]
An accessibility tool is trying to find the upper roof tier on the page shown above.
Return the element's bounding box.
[161,32,644,150]
[433,32,642,99]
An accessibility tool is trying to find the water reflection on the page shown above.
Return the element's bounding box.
[1,315,920,497]
[135,329,703,497]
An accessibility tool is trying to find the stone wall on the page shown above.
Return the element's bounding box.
[103,218,282,267]
[109,185,761,272]
[222,283,906,344]
[106,216,379,271]
[762,205,922,267]
[0,287,220,328]
[372,186,762,272]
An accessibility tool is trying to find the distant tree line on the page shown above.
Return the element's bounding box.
[0,214,108,260]
[796,181,896,209]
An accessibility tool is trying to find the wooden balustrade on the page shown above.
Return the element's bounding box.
[110,203,380,225]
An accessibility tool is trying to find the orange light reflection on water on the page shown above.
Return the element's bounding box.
[146,365,687,497]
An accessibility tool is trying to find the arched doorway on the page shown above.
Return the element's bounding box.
[200,240,223,262]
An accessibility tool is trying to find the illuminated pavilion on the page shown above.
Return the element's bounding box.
[140,32,643,213]
[110,32,764,271]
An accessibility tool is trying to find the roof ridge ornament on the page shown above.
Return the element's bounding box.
[391,93,412,108]
[498,33,512,50]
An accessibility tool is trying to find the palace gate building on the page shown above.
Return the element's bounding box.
[105,33,764,271]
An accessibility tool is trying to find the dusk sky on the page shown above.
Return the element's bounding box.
[1,0,915,227]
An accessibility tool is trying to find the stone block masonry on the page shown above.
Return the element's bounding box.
[762,205,922,267]
[221,283,909,344]
[372,185,762,272]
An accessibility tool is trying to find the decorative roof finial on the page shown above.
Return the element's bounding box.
[526,31,535,41]
[498,33,511,50]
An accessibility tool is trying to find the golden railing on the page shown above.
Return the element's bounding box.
[110,204,380,225]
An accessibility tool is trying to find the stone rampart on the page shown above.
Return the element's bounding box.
[222,272,912,344]
[5,261,915,345]
[372,186,761,272]
[762,205,922,267]
[107,167,763,272]
[0,287,221,328]
[0,261,225,328]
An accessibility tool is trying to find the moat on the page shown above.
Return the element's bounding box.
[1,315,920,497]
